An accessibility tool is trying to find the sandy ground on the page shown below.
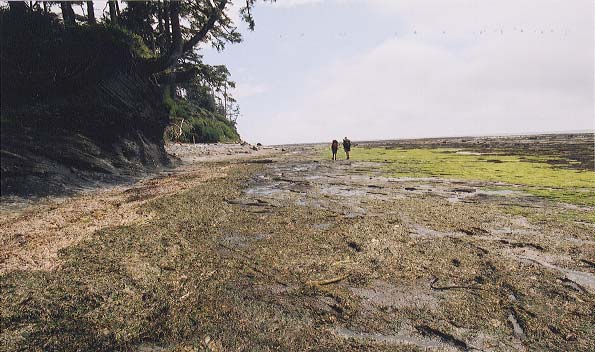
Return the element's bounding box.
[1,140,594,351]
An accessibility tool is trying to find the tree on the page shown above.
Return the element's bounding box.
[163,1,171,50]
[152,0,275,127]
[108,0,117,24]
[60,1,75,27]
[5,0,269,127]
[86,1,96,24]
[120,1,156,49]
[153,0,236,74]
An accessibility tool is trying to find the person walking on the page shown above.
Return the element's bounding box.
[343,137,351,160]
[331,140,339,160]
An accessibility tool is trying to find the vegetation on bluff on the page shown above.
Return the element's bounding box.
[1,1,264,195]
[1,1,253,143]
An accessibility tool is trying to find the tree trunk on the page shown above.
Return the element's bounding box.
[224,85,227,117]
[61,2,76,27]
[164,0,228,69]
[157,1,165,51]
[157,1,164,32]
[181,0,228,53]
[169,1,182,56]
[164,1,171,49]
[165,1,182,96]
[86,1,96,24]
[127,2,139,33]
[43,1,48,13]
[108,0,117,25]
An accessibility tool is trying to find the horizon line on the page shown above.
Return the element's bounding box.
[267,129,595,146]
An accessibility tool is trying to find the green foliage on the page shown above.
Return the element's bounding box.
[341,147,595,206]
[164,91,240,143]
[183,117,240,143]
[179,58,241,122]
[110,26,155,59]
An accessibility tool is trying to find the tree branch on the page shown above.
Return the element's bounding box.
[164,0,228,69]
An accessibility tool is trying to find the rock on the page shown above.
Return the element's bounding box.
[347,241,362,252]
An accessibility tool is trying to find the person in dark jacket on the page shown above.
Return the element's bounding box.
[343,137,351,159]
[331,140,339,160]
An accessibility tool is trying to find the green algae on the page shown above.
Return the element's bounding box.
[339,147,595,206]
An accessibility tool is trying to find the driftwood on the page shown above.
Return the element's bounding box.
[306,273,350,286]
[177,118,185,140]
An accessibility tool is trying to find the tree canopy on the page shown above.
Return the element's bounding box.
[2,0,272,142]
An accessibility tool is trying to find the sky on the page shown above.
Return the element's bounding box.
[201,0,595,145]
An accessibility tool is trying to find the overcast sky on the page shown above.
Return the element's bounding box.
[203,0,594,144]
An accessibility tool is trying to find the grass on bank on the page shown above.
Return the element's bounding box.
[326,147,595,207]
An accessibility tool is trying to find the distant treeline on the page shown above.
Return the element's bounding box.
[1,0,263,143]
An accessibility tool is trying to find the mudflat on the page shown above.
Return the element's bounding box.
[1,134,594,351]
